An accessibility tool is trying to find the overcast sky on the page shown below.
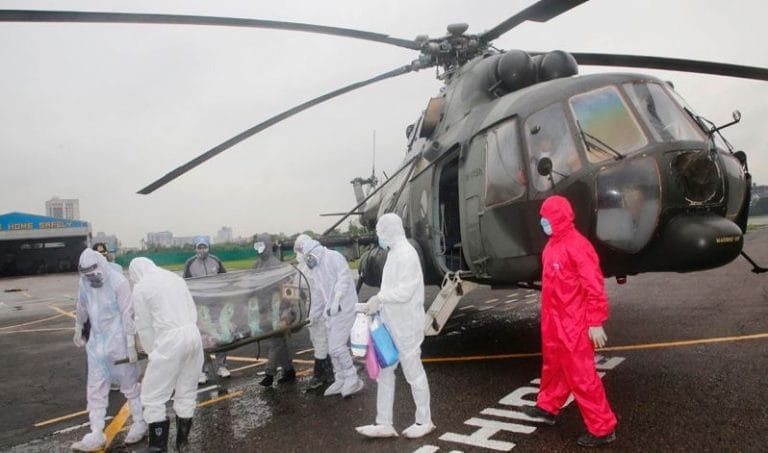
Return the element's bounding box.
[1,0,767,247]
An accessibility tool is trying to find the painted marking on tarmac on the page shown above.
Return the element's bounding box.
[34,410,89,428]
[295,348,314,355]
[422,331,768,364]
[458,305,476,311]
[0,313,67,330]
[476,306,494,312]
[451,313,467,319]
[197,390,243,408]
[48,304,76,318]
[524,293,537,299]
[0,327,73,335]
[225,355,265,363]
[504,298,519,304]
[426,355,624,452]
[483,298,499,305]
[53,417,113,435]
[23,291,32,298]
[101,402,131,452]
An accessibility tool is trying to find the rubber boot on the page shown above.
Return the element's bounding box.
[305,359,325,391]
[146,419,170,453]
[176,416,193,452]
[321,356,335,385]
[277,367,296,384]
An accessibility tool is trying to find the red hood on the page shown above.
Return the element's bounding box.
[540,195,575,238]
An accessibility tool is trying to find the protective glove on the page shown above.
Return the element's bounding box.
[355,295,381,315]
[326,293,342,317]
[73,324,86,348]
[588,325,608,349]
[126,335,138,363]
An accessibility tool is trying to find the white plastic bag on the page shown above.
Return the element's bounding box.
[350,312,369,357]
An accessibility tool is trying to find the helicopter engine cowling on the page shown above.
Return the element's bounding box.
[538,50,579,81]
[495,50,536,92]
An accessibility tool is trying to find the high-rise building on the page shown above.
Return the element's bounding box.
[45,197,80,220]
[216,226,233,244]
[145,231,174,247]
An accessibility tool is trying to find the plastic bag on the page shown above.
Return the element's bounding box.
[370,315,399,368]
[350,313,369,357]
[365,333,379,380]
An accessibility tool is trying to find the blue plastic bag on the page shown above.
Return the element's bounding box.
[369,315,399,368]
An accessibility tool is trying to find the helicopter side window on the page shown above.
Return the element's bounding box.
[485,119,526,207]
[569,86,648,163]
[623,82,704,143]
[525,104,582,192]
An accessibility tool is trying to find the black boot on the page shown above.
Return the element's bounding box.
[259,373,274,387]
[277,367,296,384]
[321,357,335,384]
[305,359,325,391]
[175,416,193,452]
[577,431,616,447]
[145,419,169,453]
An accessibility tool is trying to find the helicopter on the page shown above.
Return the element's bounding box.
[3,0,767,294]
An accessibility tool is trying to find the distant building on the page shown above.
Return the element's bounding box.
[749,184,768,216]
[145,231,174,247]
[0,211,91,276]
[45,197,80,220]
[216,226,233,244]
[172,236,198,247]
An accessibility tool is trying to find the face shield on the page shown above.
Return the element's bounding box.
[254,242,266,254]
[196,244,209,259]
[79,263,104,288]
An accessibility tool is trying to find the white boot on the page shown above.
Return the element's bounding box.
[323,357,344,396]
[123,397,147,444]
[341,374,364,397]
[402,422,436,439]
[71,431,106,452]
[355,424,398,438]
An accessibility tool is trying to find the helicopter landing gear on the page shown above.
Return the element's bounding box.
[424,272,478,336]
[740,251,768,274]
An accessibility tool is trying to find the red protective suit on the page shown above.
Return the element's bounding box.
[536,195,617,436]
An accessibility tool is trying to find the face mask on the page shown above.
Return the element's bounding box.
[254,242,266,254]
[378,237,388,250]
[196,247,209,259]
[540,218,553,236]
[84,271,104,288]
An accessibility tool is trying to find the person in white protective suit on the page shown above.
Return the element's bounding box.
[293,234,334,391]
[71,249,147,452]
[355,213,435,439]
[129,257,204,452]
[299,237,364,397]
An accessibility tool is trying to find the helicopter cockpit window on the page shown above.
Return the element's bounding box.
[569,86,648,163]
[525,104,581,192]
[484,118,526,207]
[623,82,703,143]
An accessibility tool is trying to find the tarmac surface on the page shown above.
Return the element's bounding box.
[1,230,766,452]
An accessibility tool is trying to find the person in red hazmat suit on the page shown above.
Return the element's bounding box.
[521,195,617,448]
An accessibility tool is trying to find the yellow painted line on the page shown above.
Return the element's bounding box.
[0,327,73,335]
[34,409,88,428]
[100,402,131,452]
[229,363,262,373]
[23,291,32,298]
[224,355,265,363]
[296,368,313,378]
[48,304,76,319]
[291,359,314,365]
[295,348,314,355]
[422,332,768,364]
[197,390,243,408]
[0,313,66,330]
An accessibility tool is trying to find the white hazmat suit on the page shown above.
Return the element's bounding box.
[301,238,363,397]
[356,213,435,439]
[72,249,146,452]
[128,258,204,425]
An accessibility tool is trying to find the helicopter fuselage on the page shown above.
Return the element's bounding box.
[360,51,748,286]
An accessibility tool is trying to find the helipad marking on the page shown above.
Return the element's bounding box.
[34,410,88,428]
[48,304,76,318]
[0,312,67,330]
[483,298,499,305]
[224,355,265,363]
[422,331,768,363]
[458,305,476,311]
[197,390,243,408]
[101,402,130,452]
[0,327,73,335]
[295,348,314,355]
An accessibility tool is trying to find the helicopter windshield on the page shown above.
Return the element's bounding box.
[623,82,704,143]
[525,104,582,192]
[569,86,647,163]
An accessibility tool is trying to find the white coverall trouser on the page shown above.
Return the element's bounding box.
[141,325,204,423]
[375,344,431,426]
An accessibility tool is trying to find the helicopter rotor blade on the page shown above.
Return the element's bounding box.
[0,9,421,50]
[564,52,768,81]
[137,63,418,195]
[480,0,589,43]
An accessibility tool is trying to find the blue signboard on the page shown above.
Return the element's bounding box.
[0,212,89,232]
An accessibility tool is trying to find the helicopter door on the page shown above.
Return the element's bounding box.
[458,135,489,276]
[434,151,466,272]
